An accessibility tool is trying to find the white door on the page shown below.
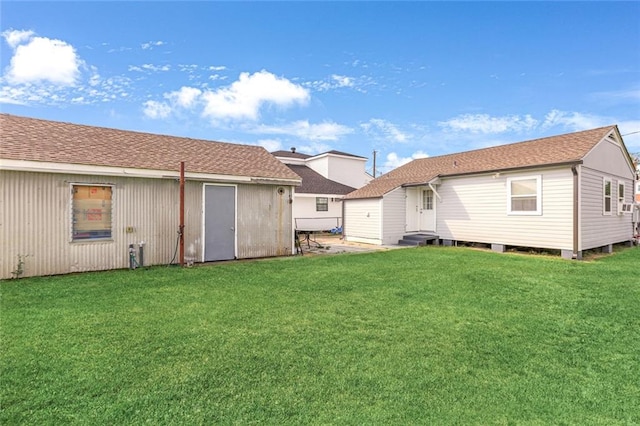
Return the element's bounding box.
[420,189,436,232]
[406,188,419,232]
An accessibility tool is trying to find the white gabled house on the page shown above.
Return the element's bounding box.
[343,126,636,259]
[273,148,372,231]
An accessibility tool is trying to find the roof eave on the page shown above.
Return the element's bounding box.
[438,160,585,179]
[1,159,301,185]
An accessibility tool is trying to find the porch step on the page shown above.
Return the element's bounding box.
[398,233,439,246]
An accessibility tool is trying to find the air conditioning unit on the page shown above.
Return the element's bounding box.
[617,202,634,215]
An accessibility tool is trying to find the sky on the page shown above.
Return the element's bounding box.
[1,1,639,175]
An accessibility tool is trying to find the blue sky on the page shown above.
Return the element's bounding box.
[1,1,639,174]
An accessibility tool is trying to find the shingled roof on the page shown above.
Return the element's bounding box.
[271,150,312,160]
[286,164,356,195]
[346,125,619,200]
[0,114,301,182]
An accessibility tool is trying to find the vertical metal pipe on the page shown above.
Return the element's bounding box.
[179,161,185,267]
[571,165,579,259]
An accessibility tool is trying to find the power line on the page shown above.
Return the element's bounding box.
[622,130,640,136]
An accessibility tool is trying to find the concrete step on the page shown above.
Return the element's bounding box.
[398,233,439,246]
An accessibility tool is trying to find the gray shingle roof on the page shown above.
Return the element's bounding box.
[346,125,619,199]
[287,164,356,195]
[0,114,300,181]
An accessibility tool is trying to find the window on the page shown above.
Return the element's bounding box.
[618,182,625,204]
[316,197,328,212]
[422,190,433,210]
[72,185,113,240]
[603,178,612,215]
[507,176,541,215]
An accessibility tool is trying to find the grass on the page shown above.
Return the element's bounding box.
[1,246,639,425]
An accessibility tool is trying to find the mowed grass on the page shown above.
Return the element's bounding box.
[1,246,639,425]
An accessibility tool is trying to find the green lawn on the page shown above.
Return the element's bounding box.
[2,246,639,425]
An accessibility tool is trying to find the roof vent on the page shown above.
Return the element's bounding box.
[291,147,296,153]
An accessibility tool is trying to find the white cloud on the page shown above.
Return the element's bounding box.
[298,141,333,155]
[361,118,410,143]
[439,114,538,134]
[255,120,353,141]
[2,31,82,86]
[542,109,609,131]
[141,41,165,50]
[2,29,35,48]
[201,70,310,121]
[383,151,429,171]
[143,100,171,119]
[256,139,282,152]
[306,74,358,92]
[165,86,202,108]
[129,64,170,73]
[208,65,227,71]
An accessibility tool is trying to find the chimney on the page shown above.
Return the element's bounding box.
[291,147,296,153]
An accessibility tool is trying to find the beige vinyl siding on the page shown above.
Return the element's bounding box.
[0,170,200,279]
[580,167,633,250]
[583,136,636,177]
[382,187,407,245]
[344,198,383,245]
[436,167,574,250]
[236,184,294,258]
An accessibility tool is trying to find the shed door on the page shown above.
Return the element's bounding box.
[204,185,236,261]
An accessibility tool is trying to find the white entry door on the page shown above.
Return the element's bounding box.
[420,189,436,232]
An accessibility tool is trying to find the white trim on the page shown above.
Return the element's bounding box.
[0,159,299,185]
[507,175,542,216]
[603,177,612,216]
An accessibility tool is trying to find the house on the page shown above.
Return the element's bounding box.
[0,114,301,279]
[272,148,372,231]
[343,126,636,259]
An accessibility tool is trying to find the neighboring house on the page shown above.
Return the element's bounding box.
[343,126,636,259]
[0,114,301,279]
[272,148,372,231]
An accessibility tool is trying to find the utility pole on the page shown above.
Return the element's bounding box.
[372,150,377,178]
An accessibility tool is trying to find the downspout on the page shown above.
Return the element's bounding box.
[571,165,579,259]
[428,180,442,201]
[341,196,346,239]
[179,161,185,267]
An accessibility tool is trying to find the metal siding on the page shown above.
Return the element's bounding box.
[236,184,294,259]
[1,170,203,279]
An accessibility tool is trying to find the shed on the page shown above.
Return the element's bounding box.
[343,126,636,259]
[0,114,301,278]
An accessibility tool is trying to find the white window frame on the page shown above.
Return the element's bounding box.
[507,175,542,216]
[422,189,433,210]
[71,183,114,242]
[618,182,625,204]
[316,197,329,212]
[603,178,612,216]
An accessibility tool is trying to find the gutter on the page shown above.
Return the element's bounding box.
[571,165,579,259]
[428,177,442,201]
